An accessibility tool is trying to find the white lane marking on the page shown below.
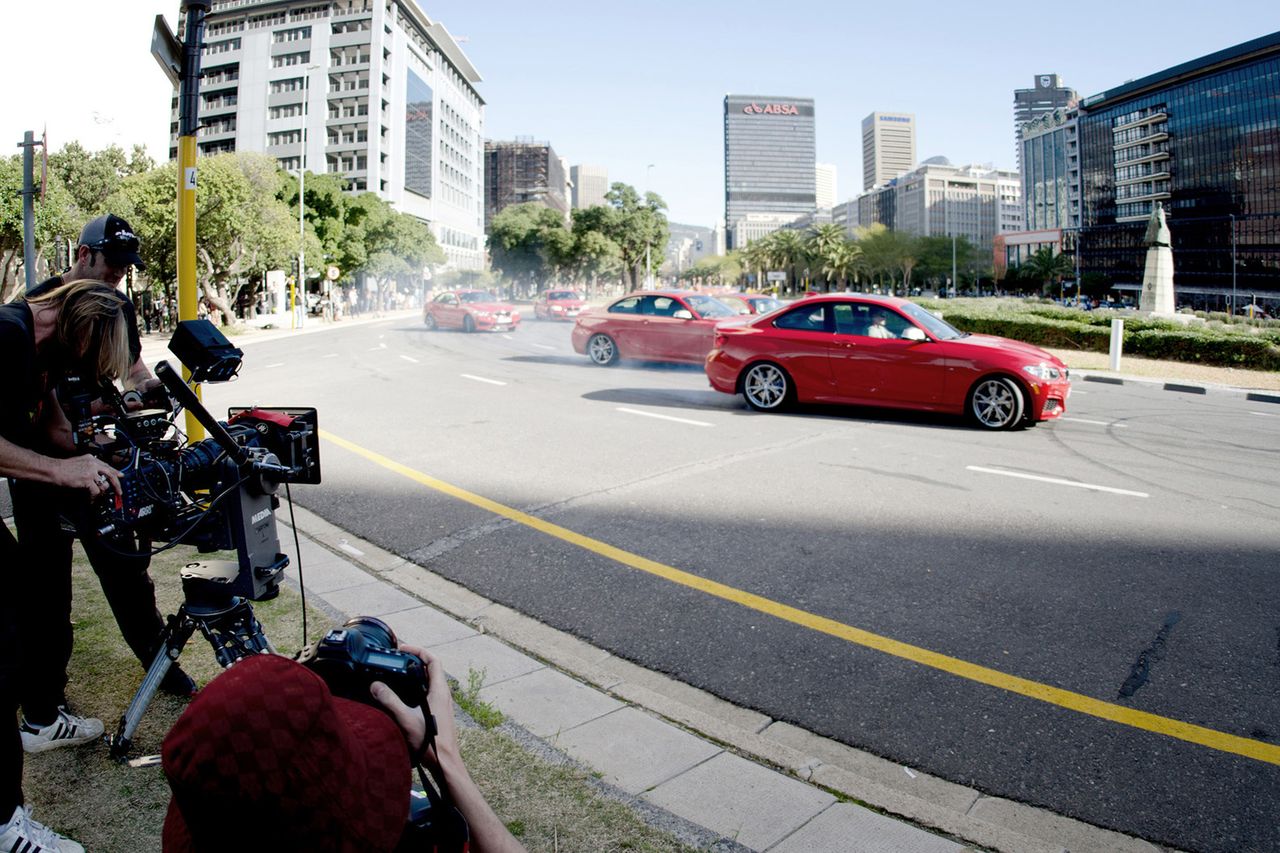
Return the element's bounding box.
[1250,411,1277,417]
[502,334,514,340]
[322,353,339,359]
[264,362,285,369]
[966,466,1149,498]
[1070,390,1086,395]
[533,343,556,350]
[1062,417,1128,428]
[399,354,419,363]
[461,373,507,386]
[616,407,713,427]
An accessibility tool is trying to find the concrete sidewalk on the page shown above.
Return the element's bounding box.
[279,504,1163,853]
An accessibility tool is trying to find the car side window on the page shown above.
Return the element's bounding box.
[773,305,828,332]
[610,297,642,314]
[437,293,457,306]
[648,296,678,317]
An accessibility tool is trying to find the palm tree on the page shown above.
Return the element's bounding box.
[769,229,809,295]
[807,223,848,291]
[821,240,866,291]
[1021,246,1076,301]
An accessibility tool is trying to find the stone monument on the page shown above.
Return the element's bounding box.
[1139,203,1176,315]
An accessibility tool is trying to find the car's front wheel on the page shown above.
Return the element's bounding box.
[463,315,476,333]
[741,362,791,411]
[587,333,618,365]
[424,312,437,330]
[968,376,1025,430]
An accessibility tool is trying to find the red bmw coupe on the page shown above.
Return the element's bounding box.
[423,290,520,332]
[571,290,738,365]
[533,289,587,321]
[705,295,1070,430]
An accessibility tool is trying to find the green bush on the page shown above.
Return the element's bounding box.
[914,299,1280,370]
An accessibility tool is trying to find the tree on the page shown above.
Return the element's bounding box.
[0,154,78,300]
[602,183,669,291]
[806,223,850,291]
[487,202,570,294]
[855,225,918,292]
[1021,246,1075,300]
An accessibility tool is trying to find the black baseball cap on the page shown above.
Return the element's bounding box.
[79,214,145,271]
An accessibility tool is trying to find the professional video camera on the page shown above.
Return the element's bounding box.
[88,319,322,757]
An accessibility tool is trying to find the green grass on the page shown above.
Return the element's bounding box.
[18,538,704,852]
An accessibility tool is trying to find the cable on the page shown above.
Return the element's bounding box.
[284,482,308,647]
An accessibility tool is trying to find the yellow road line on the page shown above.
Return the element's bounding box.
[322,429,1280,767]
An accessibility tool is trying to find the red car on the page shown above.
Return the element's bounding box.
[705,295,1070,430]
[571,290,738,366]
[424,290,520,332]
[533,289,587,321]
[716,292,786,316]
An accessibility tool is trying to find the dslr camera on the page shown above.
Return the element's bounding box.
[298,616,426,708]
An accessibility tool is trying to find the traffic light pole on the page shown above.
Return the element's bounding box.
[176,1,210,439]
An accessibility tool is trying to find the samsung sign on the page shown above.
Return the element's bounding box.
[879,115,912,122]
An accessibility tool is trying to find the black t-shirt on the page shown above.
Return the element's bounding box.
[29,275,142,364]
[0,301,48,451]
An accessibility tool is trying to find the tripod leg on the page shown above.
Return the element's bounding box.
[109,611,196,759]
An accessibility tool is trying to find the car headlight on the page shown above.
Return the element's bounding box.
[1023,363,1062,381]
[552,305,564,312]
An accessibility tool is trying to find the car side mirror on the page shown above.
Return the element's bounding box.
[673,309,694,320]
[902,326,928,342]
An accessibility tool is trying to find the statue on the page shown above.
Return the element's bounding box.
[1143,202,1171,248]
[1139,203,1176,316]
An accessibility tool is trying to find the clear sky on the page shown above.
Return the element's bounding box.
[3,2,1277,229]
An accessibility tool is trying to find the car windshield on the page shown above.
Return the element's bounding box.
[749,297,784,314]
[460,291,498,303]
[548,291,580,300]
[899,302,965,340]
[683,294,736,318]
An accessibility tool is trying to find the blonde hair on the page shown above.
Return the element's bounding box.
[28,279,132,381]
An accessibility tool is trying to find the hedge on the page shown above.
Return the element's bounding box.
[916,301,1280,371]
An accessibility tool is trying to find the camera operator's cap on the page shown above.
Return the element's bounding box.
[161,654,410,852]
[78,213,145,270]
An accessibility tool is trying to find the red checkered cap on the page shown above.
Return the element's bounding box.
[161,653,410,852]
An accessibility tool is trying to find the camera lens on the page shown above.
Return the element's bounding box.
[342,615,398,650]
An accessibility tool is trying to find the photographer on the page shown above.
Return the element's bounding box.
[0,280,136,853]
[161,645,524,852]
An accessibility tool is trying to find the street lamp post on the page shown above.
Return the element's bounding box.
[1228,213,1237,315]
[295,64,319,328]
[645,163,655,289]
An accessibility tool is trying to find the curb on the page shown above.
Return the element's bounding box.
[1071,369,1280,403]
[283,504,1176,853]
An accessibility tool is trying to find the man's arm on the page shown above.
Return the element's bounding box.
[0,432,120,497]
[372,645,526,853]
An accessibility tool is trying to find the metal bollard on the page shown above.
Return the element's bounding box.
[1109,318,1125,372]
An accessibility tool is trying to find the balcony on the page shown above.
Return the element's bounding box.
[1113,129,1169,151]
[1112,111,1168,132]
[1115,169,1171,187]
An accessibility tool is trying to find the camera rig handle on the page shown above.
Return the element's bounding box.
[155,360,250,467]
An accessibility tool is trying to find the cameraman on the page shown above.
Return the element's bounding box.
[0,280,136,853]
[161,645,525,853]
[17,216,198,700]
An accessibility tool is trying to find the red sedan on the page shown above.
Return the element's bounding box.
[571,290,738,365]
[424,290,520,332]
[533,289,587,321]
[705,295,1070,430]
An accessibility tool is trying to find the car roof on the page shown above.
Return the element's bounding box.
[790,293,913,309]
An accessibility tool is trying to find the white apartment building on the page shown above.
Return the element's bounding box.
[892,162,1022,256]
[176,0,486,270]
[570,164,609,209]
[815,162,837,210]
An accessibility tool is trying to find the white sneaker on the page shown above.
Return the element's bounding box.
[19,709,104,753]
[0,804,85,853]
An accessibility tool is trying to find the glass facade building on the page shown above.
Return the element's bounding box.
[1077,32,1280,306]
[1020,107,1078,233]
[724,95,816,249]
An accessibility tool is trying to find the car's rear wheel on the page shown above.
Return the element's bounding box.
[741,362,791,411]
[463,315,476,333]
[424,312,437,330]
[587,333,618,365]
[968,376,1025,430]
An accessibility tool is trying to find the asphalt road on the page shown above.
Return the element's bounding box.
[197,315,1280,852]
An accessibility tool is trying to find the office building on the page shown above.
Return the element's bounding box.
[724,94,816,249]
[861,112,915,190]
[861,161,1021,258]
[816,163,837,209]
[1077,31,1280,305]
[483,139,568,229]
[177,0,486,270]
[571,164,609,209]
[1013,74,1077,168]
[1021,106,1080,232]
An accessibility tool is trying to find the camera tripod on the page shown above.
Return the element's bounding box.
[107,560,276,759]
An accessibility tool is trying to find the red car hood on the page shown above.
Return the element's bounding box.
[953,333,1064,366]
[549,300,585,308]
[464,302,516,312]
